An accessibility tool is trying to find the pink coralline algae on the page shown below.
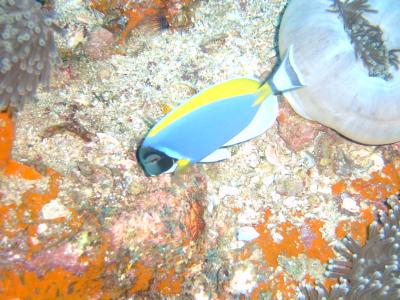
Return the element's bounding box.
[277,99,325,151]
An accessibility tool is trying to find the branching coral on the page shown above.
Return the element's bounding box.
[328,0,400,80]
[0,0,60,110]
[299,193,400,299]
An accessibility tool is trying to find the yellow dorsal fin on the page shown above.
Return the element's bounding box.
[148,78,260,137]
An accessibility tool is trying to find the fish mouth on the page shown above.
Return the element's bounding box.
[137,146,175,176]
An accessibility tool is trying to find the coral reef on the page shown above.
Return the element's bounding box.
[2,0,400,298]
[0,215,115,299]
[0,0,60,110]
[299,193,400,299]
[245,211,335,299]
[90,0,197,44]
[0,161,208,297]
[0,167,84,263]
[241,161,400,299]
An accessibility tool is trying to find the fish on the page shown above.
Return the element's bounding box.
[137,45,304,176]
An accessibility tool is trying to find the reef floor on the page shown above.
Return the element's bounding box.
[1,0,399,298]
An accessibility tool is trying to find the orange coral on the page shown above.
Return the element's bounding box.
[350,163,400,201]
[155,267,184,296]
[331,180,346,195]
[252,212,334,268]
[335,207,375,244]
[0,109,86,272]
[246,210,335,298]
[0,223,113,299]
[332,163,400,244]
[253,210,304,268]
[303,219,334,262]
[90,0,196,44]
[0,117,112,299]
[247,163,400,298]
[0,167,84,259]
[130,261,153,293]
[3,160,41,180]
[0,110,42,180]
[0,110,13,169]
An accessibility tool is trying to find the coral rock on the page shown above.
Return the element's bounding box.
[278,98,324,152]
[83,27,115,60]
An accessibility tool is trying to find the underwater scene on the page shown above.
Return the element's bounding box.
[0,0,399,299]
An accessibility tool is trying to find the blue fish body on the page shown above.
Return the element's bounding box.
[142,93,259,164]
[138,45,304,176]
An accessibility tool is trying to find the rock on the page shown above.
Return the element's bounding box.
[237,226,260,242]
[83,27,115,60]
[108,169,207,272]
[277,98,324,151]
[41,200,70,220]
[228,263,258,295]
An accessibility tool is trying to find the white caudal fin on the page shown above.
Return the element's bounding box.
[223,94,279,147]
[270,45,305,93]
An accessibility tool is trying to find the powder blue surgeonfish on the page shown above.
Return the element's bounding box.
[138,45,304,176]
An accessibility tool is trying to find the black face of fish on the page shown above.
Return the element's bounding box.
[137,146,175,176]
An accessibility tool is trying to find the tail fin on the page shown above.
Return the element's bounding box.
[268,45,305,93]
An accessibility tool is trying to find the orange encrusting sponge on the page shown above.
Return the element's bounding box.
[0,110,14,169]
[0,111,42,180]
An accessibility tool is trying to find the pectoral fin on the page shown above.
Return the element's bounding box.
[177,159,191,171]
[224,95,278,146]
[164,163,177,174]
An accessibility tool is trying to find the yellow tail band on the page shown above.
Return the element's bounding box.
[253,82,273,106]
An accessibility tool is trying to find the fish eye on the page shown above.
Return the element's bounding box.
[145,153,161,164]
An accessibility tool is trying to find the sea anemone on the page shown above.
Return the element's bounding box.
[0,0,60,111]
[279,0,400,144]
[327,0,398,81]
[298,193,400,299]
